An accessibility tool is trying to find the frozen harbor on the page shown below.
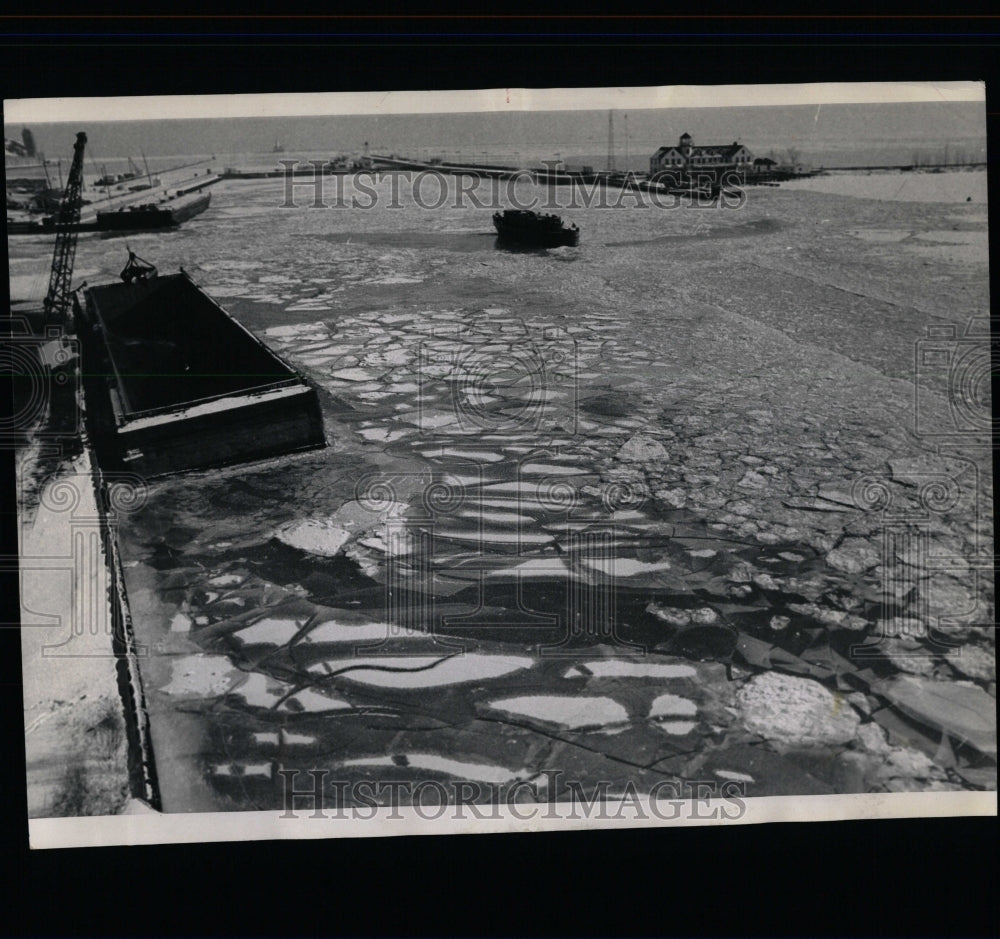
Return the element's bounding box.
[14,169,995,812]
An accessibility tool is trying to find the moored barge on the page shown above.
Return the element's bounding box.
[73,254,325,477]
[95,191,211,232]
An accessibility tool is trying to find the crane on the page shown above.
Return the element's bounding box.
[42,131,87,323]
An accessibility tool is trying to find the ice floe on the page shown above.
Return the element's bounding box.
[487,695,628,730]
[274,519,353,556]
[233,617,303,646]
[160,655,240,697]
[564,661,697,680]
[325,653,533,689]
[282,688,353,712]
[229,672,293,708]
[341,753,520,785]
[303,618,425,644]
[579,557,673,577]
[169,612,192,633]
[211,762,273,778]
[208,574,244,587]
[649,693,698,718]
[657,721,698,735]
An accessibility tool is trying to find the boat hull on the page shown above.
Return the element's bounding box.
[95,192,211,232]
[6,218,47,235]
[493,211,580,248]
[73,270,325,477]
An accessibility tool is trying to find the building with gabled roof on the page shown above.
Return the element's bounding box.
[650,132,754,176]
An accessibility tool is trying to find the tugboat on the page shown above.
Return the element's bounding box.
[492,209,580,248]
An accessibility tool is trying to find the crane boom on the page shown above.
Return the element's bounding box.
[43,131,87,321]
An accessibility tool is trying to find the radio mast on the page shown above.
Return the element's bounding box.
[606,110,616,173]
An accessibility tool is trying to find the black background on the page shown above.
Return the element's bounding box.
[2,15,997,938]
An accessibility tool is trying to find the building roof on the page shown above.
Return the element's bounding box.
[653,141,751,161]
[690,143,748,154]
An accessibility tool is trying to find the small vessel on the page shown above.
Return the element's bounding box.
[492,209,580,248]
[273,138,285,153]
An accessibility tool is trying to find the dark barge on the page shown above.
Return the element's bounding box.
[95,191,211,232]
[73,255,325,477]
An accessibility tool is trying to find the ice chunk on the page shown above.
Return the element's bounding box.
[234,617,302,646]
[565,661,696,680]
[649,693,698,718]
[331,653,533,689]
[275,519,353,556]
[169,612,192,633]
[209,574,244,587]
[281,688,353,712]
[230,672,293,708]
[488,695,628,729]
[304,618,424,644]
[580,557,672,577]
[160,655,239,697]
[341,753,519,785]
[657,721,698,736]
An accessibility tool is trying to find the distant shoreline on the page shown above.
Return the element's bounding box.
[819,162,987,173]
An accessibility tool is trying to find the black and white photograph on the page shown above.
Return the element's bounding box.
[7,79,995,850]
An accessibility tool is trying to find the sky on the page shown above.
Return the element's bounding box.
[4,81,985,124]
